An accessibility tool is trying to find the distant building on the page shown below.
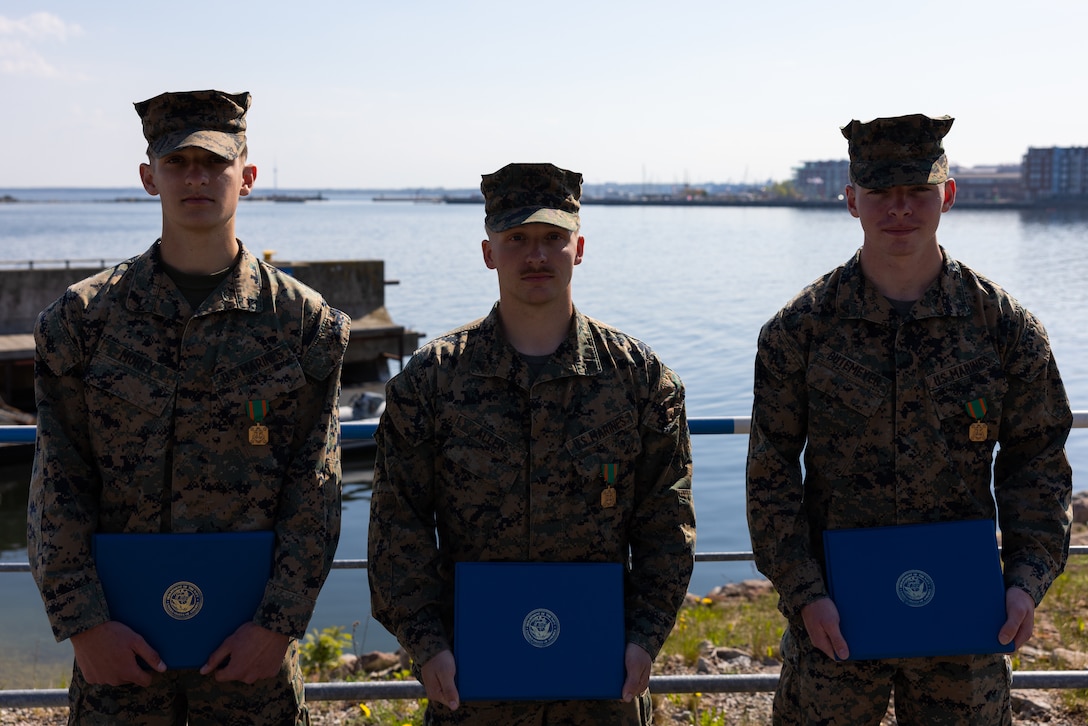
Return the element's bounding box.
[792,160,850,201]
[1022,147,1088,202]
[949,164,1024,204]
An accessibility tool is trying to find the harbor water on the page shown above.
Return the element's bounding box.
[2,190,1088,688]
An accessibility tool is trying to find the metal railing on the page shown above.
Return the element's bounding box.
[2,414,1087,708]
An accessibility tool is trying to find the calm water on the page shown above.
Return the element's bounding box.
[2,191,1088,687]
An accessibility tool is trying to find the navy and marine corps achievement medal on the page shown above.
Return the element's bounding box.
[601,463,617,508]
[247,399,270,446]
[965,398,988,442]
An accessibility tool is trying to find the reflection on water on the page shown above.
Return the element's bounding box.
[1018,206,1088,226]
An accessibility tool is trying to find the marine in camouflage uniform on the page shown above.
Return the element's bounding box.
[27,90,349,725]
[368,163,696,725]
[746,115,1073,725]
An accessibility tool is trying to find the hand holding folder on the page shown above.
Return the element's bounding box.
[421,650,460,712]
[800,597,850,661]
[200,622,291,682]
[93,531,275,671]
[998,587,1037,651]
[822,520,1014,660]
[70,620,167,687]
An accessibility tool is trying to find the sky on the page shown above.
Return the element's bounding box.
[2,1,1087,190]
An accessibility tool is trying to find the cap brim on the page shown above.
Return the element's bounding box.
[485,207,580,233]
[850,156,949,189]
[149,130,245,161]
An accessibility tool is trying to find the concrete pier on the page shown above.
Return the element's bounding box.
[0,258,421,412]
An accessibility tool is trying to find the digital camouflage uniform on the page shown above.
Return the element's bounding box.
[28,240,349,725]
[368,303,696,725]
[747,248,1073,725]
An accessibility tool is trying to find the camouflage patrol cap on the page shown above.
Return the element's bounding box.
[134,90,251,160]
[481,163,582,232]
[841,114,954,188]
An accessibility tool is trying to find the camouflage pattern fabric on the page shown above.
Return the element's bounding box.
[28,241,349,717]
[774,625,1011,725]
[134,90,250,160]
[841,114,953,188]
[746,247,1072,721]
[67,641,309,725]
[419,692,652,725]
[368,303,696,725]
[481,163,582,232]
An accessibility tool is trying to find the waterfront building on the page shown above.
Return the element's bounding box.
[1023,147,1088,203]
[792,160,850,201]
[949,164,1025,205]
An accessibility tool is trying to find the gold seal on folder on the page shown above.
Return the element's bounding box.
[162,581,204,620]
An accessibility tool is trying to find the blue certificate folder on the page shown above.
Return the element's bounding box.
[92,531,274,670]
[454,561,625,701]
[823,519,1014,660]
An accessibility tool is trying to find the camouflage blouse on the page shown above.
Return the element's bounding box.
[747,248,1072,624]
[29,242,349,642]
[369,304,696,668]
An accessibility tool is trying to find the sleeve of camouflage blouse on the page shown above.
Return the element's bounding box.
[625,363,697,659]
[253,303,349,639]
[993,309,1073,606]
[745,316,828,622]
[27,296,113,642]
[367,363,449,667]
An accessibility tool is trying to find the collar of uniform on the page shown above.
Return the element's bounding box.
[915,248,975,320]
[126,241,264,318]
[469,303,604,380]
[125,243,188,321]
[200,241,264,315]
[831,251,886,323]
[834,246,973,322]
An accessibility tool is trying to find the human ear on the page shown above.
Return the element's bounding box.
[481,239,497,269]
[941,179,957,212]
[139,163,158,197]
[239,164,258,197]
[844,185,860,218]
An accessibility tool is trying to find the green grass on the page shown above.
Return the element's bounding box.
[1027,551,1088,718]
[661,594,784,665]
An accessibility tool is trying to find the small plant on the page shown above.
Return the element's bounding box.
[664,691,730,725]
[662,595,783,666]
[300,625,353,678]
[347,696,427,725]
[1033,554,1088,714]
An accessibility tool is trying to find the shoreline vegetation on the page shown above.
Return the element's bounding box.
[4,524,1086,726]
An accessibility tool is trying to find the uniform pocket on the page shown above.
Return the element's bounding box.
[927,354,1006,433]
[446,414,525,491]
[85,335,176,416]
[927,354,1006,459]
[214,343,308,406]
[567,413,641,542]
[807,351,890,476]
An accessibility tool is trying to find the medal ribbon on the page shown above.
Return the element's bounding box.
[601,463,617,484]
[246,400,269,423]
[964,398,987,420]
